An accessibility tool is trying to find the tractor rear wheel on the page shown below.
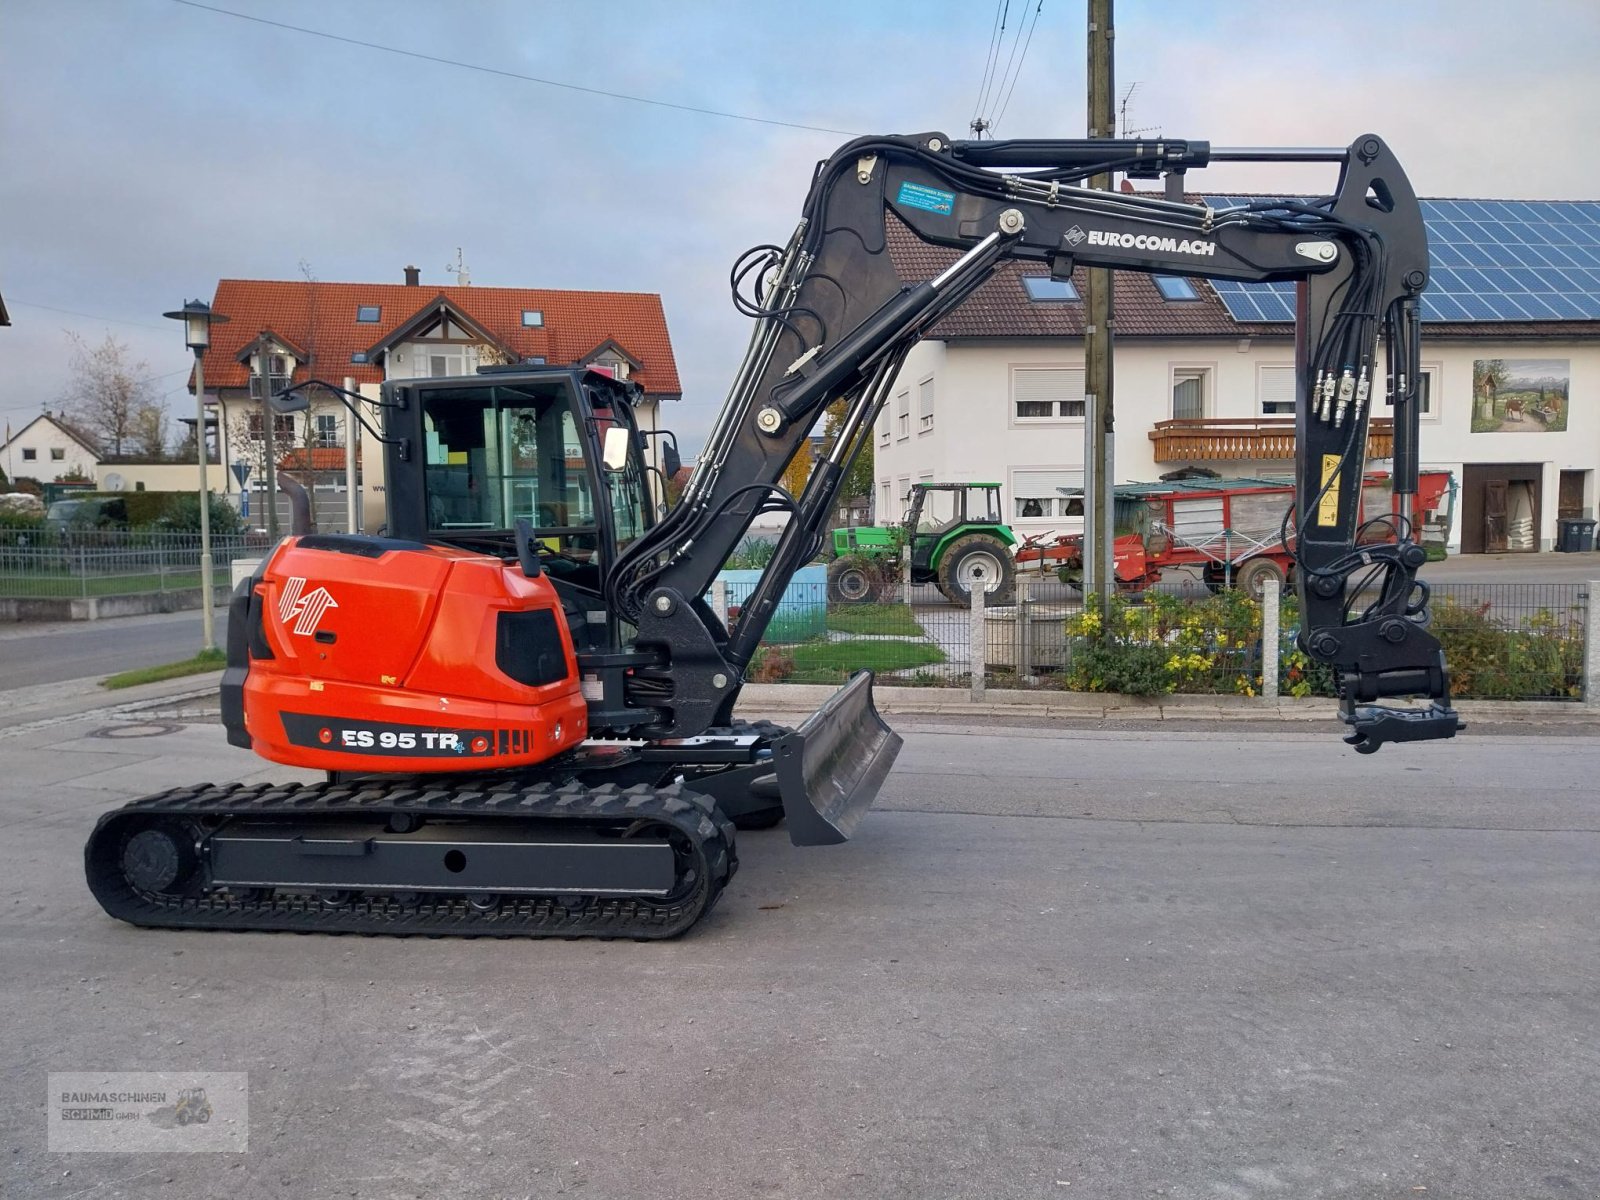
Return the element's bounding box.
[1235,556,1287,601]
[828,556,881,604]
[937,535,1016,606]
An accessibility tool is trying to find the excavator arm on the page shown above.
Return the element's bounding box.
[611,131,1460,751]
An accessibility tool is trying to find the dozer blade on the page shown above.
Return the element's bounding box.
[771,670,902,846]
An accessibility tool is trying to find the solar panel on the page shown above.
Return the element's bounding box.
[1196,196,1600,324]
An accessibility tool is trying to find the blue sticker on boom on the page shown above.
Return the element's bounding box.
[896,181,956,216]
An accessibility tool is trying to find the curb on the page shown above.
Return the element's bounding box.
[2,670,226,731]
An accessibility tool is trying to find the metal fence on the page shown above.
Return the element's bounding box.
[1426,582,1586,701]
[722,572,1592,703]
[0,530,272,599]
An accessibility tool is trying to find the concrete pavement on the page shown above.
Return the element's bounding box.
[1,679,1597,1198]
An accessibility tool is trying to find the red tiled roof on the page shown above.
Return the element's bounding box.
[277,447,347,471]
[198,278,682,397]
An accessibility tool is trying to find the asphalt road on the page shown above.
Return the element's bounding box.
[2,700,1596,1199]
[0,609,228,689]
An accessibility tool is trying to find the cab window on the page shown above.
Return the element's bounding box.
[420,381,598,554]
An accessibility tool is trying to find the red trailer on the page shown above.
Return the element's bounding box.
[1014,471,1453,598]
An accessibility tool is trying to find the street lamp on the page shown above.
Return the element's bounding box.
[163,299,229,655]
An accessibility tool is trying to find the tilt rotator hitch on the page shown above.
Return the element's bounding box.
[1298,543,1464,754]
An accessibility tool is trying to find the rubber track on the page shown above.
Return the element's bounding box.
[85,779,737,940]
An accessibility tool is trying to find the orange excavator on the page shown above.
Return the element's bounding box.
[86,130,1459,939]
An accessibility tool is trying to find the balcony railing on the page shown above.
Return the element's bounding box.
[1149,417,1395,463]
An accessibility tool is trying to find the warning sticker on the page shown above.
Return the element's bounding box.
[896,181,957,216]
[1318,454,1342,527]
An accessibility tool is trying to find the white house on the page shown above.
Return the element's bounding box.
[191,269,685,530]
[1,413,100,483]
[877,198,1600,553]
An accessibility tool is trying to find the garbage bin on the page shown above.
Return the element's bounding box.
[1556,517,1597,552]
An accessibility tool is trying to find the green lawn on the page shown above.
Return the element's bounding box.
[101,648,226,690]
[0,571,206,598]
[768,637,946,683]
[825,602,924,637]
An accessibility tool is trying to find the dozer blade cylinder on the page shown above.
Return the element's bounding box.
[771,670,902,846]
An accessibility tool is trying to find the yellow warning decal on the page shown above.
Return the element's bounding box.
[1318,454,1341,527]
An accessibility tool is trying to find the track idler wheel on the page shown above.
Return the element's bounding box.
[120,823,199,896]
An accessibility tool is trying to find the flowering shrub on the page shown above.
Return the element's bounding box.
[1430,597,1582,699]
[1064,590,1264,696]
[1278,592,1583,701]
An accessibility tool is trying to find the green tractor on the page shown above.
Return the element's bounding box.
[828,482,1018,606]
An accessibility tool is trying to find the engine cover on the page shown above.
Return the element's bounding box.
[227,535,588,773]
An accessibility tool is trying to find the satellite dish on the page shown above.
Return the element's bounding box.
[104,473,125,492]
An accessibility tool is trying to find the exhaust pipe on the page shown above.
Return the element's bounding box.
[770,670,902,846]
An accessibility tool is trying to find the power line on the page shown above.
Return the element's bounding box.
[7,300,169,331]
[168,0,859,137]
[970,0,1007,128]
[992,0,1045,133]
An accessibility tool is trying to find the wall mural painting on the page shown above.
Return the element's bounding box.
[1471,358,1570,433]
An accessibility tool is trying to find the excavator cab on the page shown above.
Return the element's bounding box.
[385,368,656,584]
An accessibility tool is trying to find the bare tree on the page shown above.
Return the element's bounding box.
[60,333,167,457]
[227,392,338,528]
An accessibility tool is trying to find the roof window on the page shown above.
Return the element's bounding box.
[1153,276,1199,301]
[1021,276,1079,302]
[350,351,369,364]
[522,310,544,327]
[356,305,382,323]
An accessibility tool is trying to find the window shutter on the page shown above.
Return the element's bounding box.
[1013,468,1084,496]
[1259,365,1297,414]
[1014,367,1085,417]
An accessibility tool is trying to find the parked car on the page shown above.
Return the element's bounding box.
[45,496,128,531]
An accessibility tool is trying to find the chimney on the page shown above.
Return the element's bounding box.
[403,265,420,287]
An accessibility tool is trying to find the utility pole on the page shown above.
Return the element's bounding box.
[1082,0,1116,609]
[343,375,360,533]
[257,341,279,539]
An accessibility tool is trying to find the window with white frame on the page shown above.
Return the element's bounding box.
[313,413,340,447]
[1011,468,1084,519]
[878,402,891,445]
[1013,366,1085,421]
[880,481,891,519]
[918,377,934,431]
[1258,365,1297,416]
[1384,363,1438,419]
[51,447,65,461]
[249,353,292,399]
[896,390,910,439]
[21,448,36,461]
[248,413,296,439]
[896,476,911,511]
[1171,366,1210,420]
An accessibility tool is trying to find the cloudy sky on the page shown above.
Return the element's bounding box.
[3,0,1597,454]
